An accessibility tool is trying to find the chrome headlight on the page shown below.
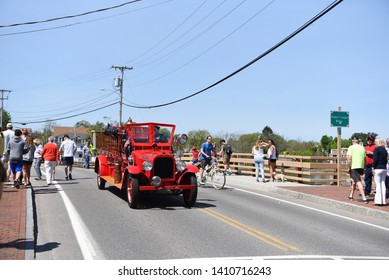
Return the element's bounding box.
[142,161,152,171]
[176,160,186,171]
[151,176,162,187]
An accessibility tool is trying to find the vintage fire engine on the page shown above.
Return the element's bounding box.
[94,122,198,209]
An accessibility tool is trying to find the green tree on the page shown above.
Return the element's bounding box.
[1,109,11,130]
[320,135,333,155]
[41,121,57,143]
[262,126,273,137]
[350,132,378,146]
[90,121,105,132]
[187,129,210,150]
[237,133,259,153]
[74,120,92,128]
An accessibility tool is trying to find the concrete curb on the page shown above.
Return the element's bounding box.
[267,185,389,221]
[25,185,35,260]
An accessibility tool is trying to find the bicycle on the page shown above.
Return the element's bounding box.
[197,158,226,190]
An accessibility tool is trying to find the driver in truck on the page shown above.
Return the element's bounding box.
[154,125,168,143]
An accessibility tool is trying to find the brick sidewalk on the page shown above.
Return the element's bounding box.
[0,183,27,260]
[279,185,389,213]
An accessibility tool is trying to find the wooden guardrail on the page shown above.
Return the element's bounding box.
[182,153,350,185]
[78,152,349,185]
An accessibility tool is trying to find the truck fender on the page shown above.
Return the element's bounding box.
[185,165,199,174]
[177,169,198,185]
[124,167,150,186]
[95,155,109,176]
[126,165,142,175]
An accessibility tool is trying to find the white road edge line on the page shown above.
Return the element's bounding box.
[229,186,389,232]
[53,181,105,260]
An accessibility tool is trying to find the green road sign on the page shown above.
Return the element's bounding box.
[330,111,349,127]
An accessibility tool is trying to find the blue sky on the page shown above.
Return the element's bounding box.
[1,0,388,141]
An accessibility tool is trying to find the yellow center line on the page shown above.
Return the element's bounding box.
[199,208,303,253]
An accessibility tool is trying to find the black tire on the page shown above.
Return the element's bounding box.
[127,176,139,209]
[171,190,183,195]
[183,175,198,208]
[97,173,106,190]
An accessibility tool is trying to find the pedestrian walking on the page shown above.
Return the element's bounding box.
[22,135,35,186]
[252,139,269,182]
[372,138,387,206]
[82,141,91,169]
[219,139,232,175]
[267,139,278,182]
[59,134,77,180]
[364,135,376,196]
[41,136,60,186]
[33,138,43,180]
[6,129,30,188]
[347,138,368,203]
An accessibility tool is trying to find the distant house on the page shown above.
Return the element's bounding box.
[53,126,89,149]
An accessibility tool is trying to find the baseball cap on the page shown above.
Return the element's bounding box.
[351,138,359,143]
[6,123,12,128]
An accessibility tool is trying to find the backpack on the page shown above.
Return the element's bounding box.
[224,144,233,155]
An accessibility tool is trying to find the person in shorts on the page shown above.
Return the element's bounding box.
[198,135,216,185]
[59,134,77,180]
[7,129,30,188]
[219,139,231,175]
[347,138,368,203]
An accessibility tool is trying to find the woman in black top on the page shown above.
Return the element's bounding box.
[372,138,388,206]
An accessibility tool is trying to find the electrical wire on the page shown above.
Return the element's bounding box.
[129,0,228,67]
[127,0,210,65]
[0,0,141,28]
[12,102,119,125]
[123,0,343,109]
[0,0,172,37]
[131,0,275,87]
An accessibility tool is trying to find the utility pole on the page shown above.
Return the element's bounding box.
[111,65,133,126]
[0,89,11,129]
[336,106,342,187]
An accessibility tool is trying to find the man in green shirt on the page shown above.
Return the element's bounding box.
[347,138,368,203]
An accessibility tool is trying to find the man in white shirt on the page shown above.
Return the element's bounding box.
[59,134,77,180]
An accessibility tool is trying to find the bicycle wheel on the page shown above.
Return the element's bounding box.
[211,169,226,190]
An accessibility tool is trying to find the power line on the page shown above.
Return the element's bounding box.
[0,0,141,28]
[127,0,209,65]
[123,0,343,109]
[0,0,172,37]
[131,0,275,87]
[12,101,119,125]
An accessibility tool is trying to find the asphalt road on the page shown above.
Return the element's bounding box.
[33,167,389,260]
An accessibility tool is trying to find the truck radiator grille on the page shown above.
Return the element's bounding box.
[153,158,174,179]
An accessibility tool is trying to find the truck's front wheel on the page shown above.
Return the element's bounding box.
[127,176,139,209]
[183,175,197,208]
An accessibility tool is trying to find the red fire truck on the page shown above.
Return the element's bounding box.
[94,122,198,209]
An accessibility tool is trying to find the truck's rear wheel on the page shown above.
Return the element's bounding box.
[97,173,106,190]
[127,176,139,209]
[183,175,197,208]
